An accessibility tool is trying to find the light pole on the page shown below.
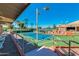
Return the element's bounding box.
[36,8,39,44]
[35,7,49,45]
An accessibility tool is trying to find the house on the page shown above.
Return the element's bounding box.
[58,20,79,32]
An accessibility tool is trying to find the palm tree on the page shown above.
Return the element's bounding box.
[30,22,34,28]
[23,18,29,28]
[53,24,57,29]
[16,20,25,29]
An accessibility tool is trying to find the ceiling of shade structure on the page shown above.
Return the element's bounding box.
[0,3,30,24]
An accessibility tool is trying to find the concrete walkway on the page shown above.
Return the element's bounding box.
[26,47,58,56]
[0,34,20,56]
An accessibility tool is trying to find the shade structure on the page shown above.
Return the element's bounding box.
[0,3,30,24]
[67,20,79,27]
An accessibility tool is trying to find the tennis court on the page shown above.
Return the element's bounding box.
[18,32,79,47]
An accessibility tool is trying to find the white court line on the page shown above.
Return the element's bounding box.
[37,46,46,51]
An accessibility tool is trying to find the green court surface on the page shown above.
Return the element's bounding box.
[54,35,79,46]
[18,33,79,47]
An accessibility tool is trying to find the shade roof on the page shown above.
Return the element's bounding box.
[58,20,79,27]
[0,3,30,23]
[67,20,79,26]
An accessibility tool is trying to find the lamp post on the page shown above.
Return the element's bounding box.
[36,8,39,44]
[35,7,49,45]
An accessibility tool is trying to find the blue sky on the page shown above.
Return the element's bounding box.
[14,3,79,28]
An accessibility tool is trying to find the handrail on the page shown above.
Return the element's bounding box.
[68,40,79,56]
[70,40,79,44]
[54,39,79,56]
[10,34,25,56]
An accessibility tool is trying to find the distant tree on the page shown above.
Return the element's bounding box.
[19,22,24,29]
[47,26,51,29]
[30,22,34,28]
[16,20,25,29]
[38,27,42,29]
[23,18,29,28]
[53,24,57,29]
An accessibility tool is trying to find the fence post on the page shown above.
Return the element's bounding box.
[68,40,71,56]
